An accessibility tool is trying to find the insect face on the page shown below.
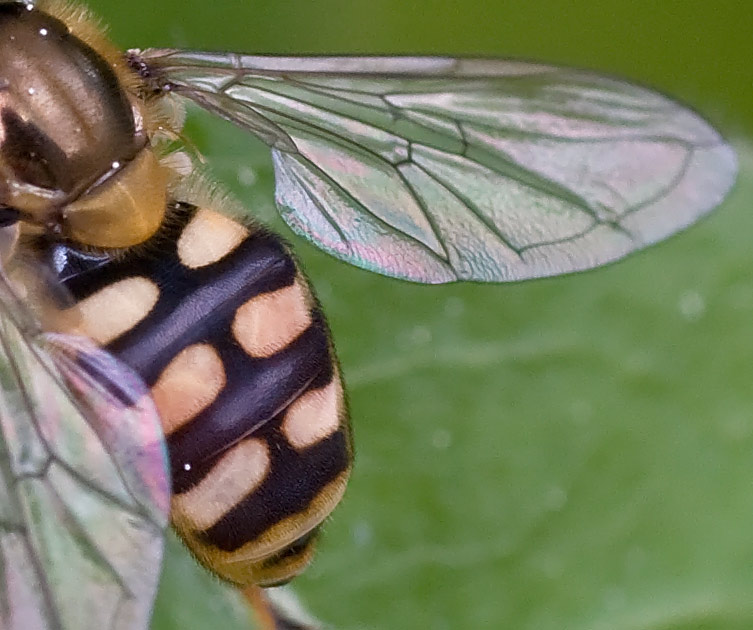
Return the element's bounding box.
[0,1,166,247]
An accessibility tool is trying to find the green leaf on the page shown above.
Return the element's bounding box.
[88,0,753,628]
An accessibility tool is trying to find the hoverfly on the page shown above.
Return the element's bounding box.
[0,0,738,628]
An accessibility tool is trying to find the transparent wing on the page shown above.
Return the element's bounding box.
[0,280,170,630]
[139,51,738,283]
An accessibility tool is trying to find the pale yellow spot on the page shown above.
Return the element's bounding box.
[74,276,158,345]
[172,439,269,531]
[177,207,248,268]
[232,280,311,358]
[152,343,226,435]
[282,378,343,449]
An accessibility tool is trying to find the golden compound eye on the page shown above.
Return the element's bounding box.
[0,1,737,629]
[0,2,164,248]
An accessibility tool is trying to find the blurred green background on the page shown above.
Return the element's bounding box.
[87,1,752,628]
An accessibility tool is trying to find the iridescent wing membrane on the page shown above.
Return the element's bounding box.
[0,278,170,630]
[139,53,737,283]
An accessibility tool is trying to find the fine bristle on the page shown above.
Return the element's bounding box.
[170,165,265,234]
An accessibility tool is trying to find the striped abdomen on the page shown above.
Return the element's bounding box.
[51,203,352,586]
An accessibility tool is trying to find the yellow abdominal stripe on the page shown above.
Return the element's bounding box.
[152,343,226,435]
[74,276,159,344]
[232,279,313,358]
[282,371,343,450]
[172,438,271,530]
[177,207,249,269]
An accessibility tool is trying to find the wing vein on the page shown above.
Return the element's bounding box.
[0,325,64,630]
[46,478,133,595]
[620,146,696,220]
[286,158,351,247]
[153,53,737,283]
[288,153,452,267]
[413,161,523,258]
